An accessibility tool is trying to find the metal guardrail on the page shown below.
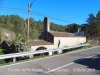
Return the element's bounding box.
[0,43,89,60]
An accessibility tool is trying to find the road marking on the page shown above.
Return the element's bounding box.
[46,53,99,73]
[46,62,74,73]
[0,46,99,68]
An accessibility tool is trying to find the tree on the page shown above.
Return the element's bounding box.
[81,24,89,37]
[85,14,95,38]
[86,14,95,25]
[96,10,100,20]
[95,10,100,37]
[65,24,78,33]
[85,11,100,39]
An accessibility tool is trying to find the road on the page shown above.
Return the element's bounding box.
[0,46,100,75]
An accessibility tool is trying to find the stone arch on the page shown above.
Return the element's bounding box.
[36,47,47,50]
[34,46,49,56]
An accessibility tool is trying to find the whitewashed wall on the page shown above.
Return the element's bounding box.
[54,37,86,47]
[31,37,86,55]
[31,37,86,51]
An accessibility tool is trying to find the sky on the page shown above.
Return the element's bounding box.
[0,0,100,25]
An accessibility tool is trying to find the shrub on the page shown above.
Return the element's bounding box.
[0,49,5,64]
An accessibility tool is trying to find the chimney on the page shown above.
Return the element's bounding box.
[44,17,50,32]
[43,17,50,41]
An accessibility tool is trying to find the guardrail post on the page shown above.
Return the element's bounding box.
[13,57,16,63]
[73,48,74,50]
[52,51,54,56]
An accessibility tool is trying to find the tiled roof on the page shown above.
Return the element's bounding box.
[29,40,53,46]
[49,31,75,37]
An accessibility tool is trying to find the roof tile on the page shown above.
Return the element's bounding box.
[49,31,75,37]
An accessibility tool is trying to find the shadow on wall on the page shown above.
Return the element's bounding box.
[58,40,60,48]
[73,54,100,71]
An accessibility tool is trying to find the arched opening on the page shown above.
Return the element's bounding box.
[34,47,49,57]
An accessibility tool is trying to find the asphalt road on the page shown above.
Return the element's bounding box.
[0,46,100,75]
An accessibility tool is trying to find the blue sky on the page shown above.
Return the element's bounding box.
[0,0,100,25]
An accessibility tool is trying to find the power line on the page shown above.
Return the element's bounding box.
[0,6,27,11]
[0,6,72,23]
[30,0,35,7]
[30,9,74,23]
[30,11,72,23]
[0,6,73,23]
[0,8,27,13]
[0,6,75,23]
[0,0,5,6]
[2,7,69,19]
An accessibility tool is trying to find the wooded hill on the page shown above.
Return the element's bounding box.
[0,15,66,42]
[0,10,100,42]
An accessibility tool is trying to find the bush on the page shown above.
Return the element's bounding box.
[0,49,5,64]
[0,59,5,64]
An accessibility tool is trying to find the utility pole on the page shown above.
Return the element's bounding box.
[78,28,81,45]
[27,0,35,42]
[27,2,30,42]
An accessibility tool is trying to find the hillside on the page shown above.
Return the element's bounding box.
[0,15,67,42]
[0,28,16,42]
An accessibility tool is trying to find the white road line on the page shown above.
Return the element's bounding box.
[0,46,99,68]
[46,53,99,73]
[46,62,74,73]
